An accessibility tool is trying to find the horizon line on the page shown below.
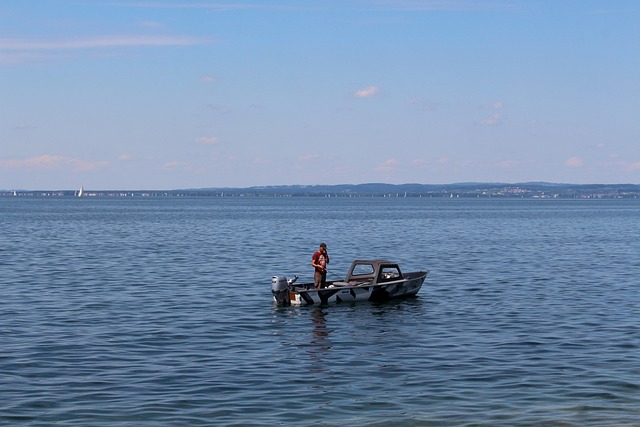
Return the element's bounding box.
[4,181,640,192]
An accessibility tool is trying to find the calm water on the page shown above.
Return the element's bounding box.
[1,197,639,426]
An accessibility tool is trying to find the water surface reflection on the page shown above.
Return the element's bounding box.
[307,308,332,373]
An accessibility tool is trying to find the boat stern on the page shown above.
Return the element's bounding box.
[271,276,291,306]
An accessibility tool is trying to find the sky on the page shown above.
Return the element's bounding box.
[1,0,639,190]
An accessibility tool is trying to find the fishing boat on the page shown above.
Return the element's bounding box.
[272,259,428,306]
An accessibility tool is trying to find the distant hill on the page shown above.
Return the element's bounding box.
[4,182,639,198]
[184,182,640,198]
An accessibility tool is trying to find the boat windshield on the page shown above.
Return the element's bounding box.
[351,263,375,277]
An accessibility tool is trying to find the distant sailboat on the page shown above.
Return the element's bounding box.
[78,185,84,198]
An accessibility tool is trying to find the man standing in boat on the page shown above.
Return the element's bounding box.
[311,243,330,289]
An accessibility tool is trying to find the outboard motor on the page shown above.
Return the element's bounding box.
[272,276,291,306]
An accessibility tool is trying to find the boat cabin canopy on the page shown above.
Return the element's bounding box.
[345,259,404,283]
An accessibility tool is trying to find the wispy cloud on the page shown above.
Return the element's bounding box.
[106,1,513,13]
[0,35,211,51]
[13,122,36,130]
[196,136,219,145]
[610,160,640,171]
[105,2,311,12]
[375,158,399,172]
[162,160,193,170]
[357,0,517,12]
[497,159,522,168]
[252,157,270,165]
[480,101,504,125]
[206,104,231,114]
[138,20,166,29]
[565,157,583,167]
[199,75,217,83]
[480,112,502,126]
[298,154,320,161]
[0,35,212,65]
[0,51,61,65]
[1,155,110,171]
[409,97,439,111]
[354,85,380,98]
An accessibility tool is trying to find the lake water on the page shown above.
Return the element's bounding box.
[1,196,639,426]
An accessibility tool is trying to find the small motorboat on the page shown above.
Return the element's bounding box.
[272,259,428,306]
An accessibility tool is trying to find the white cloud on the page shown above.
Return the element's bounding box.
[611,160,640,171]
[206,104,231,114]
[481,112,502,126]
[355,1,516,12]
[0,35,211,51]
[498,159,521,168]
[375,158,399,172]
[0,51,63,65]
[354,86,380,98]
[565,157,583,167]
[479,101,504,125]
[1,155,110,171]
[252,157,270,165]
[196,136,219,145]
[0,35,212,65]
[13,122,36,130]
[110,2,310,12]
[139,20,166,29]
[298,154,320,161]
[162,160,192,170]
[408,97,438,111]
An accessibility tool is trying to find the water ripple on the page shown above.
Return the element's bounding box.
[1,198,639,425]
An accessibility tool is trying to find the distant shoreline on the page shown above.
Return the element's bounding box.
[3,183,640,199]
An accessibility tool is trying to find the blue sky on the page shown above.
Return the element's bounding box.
[1,0,639,190]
